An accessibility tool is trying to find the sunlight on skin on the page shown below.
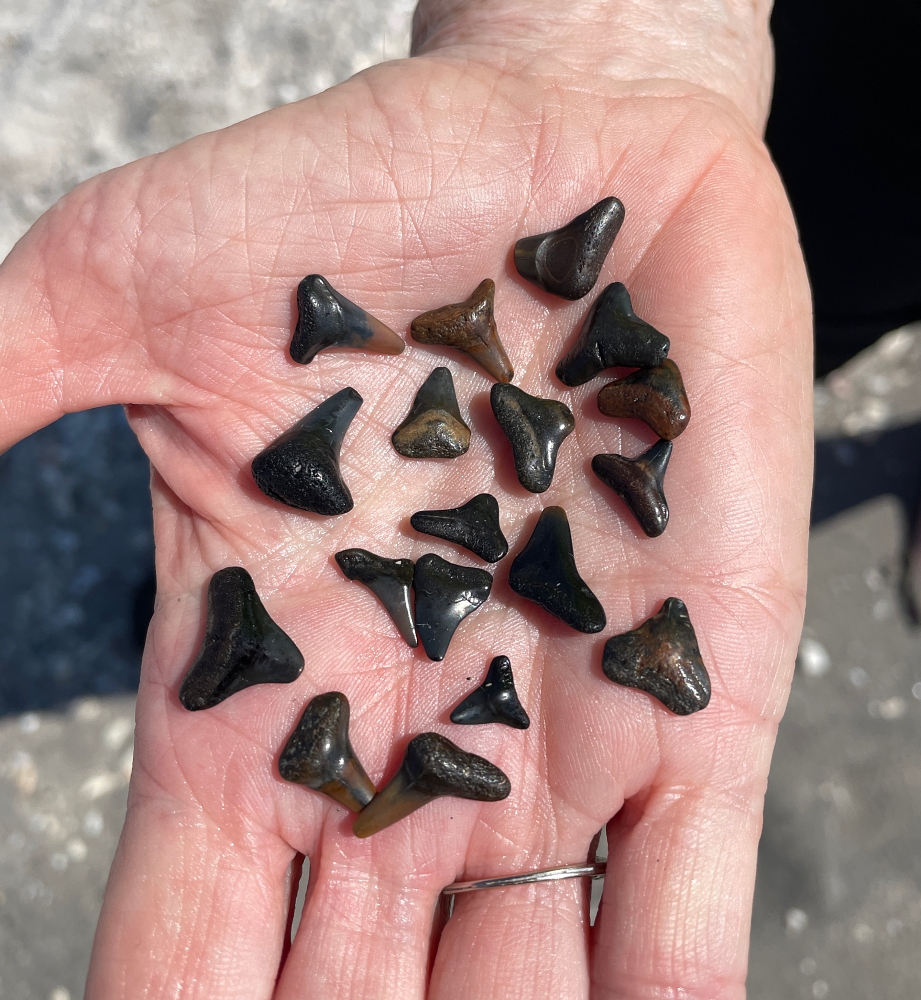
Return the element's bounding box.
[0,1,811,997]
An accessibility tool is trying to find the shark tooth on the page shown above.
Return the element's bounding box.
[410,280,514,383]
[450,655,530,729]
[490,383,575,493]
[601,597,711,715]
[514,197,625,300]
[413,554,492,661]
[392,367,471,459]
[278,692,376,811]
[508,507,606,633]
[290,275,404,364]
[335,548,417,648]
[410,493,508,563]
[179,567,304,710]
[352,732,510,838]
[592,439,672,537]
[597,358,690,439]
[556,283,669,386]
[251,387,362,515]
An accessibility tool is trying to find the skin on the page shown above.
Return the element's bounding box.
[0,0,812,997]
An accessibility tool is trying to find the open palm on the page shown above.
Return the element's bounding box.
[0,7,812,998]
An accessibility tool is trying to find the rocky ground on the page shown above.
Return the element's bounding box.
[1,2,920,997]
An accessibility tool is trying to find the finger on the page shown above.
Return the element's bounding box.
[274,839,445,1000]
[591,711,774,1000]
[430,881,591,1000]
[87,797,293,1000]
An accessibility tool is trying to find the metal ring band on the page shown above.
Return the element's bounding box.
[442,862,607,895]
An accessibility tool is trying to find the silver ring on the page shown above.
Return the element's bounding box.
[442,862,607,895]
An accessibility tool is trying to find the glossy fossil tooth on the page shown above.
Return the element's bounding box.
[450,655,530,729]
[179,567,304,711]
[391,367,471,459]
[601,597,711,715]
[278,692,376,811]
[410,493,508,563]
[410,279,514,383]
[413,554,493,661]
[592,439,672,537]
[335,548,417,648]
[251,387,362,515]
[353,731,510,838]
[490,383,575,493]
[290,274,405,364]
[597,358,690,440]
[556,283,670,386]
[514,197,625,300]
[508,506,606,634]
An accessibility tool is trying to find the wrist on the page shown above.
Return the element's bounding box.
[412,0,774,131]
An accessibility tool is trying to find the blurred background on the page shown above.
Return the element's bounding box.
[0,1,919,997]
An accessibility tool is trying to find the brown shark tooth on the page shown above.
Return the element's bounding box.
[514,197,625,300]
[352,732,510,838]
[450,655,530,729]
[290,275,405,364]
[251,387,362,515]
[597,359,690,440]
[410,280,514,383]
[335,548,417,648]
[601,598,711,715]
[179,567,304,711]
[555,283,670,386]
[278,692,376,811]
[391,367,471,459]
[591,439,672,537]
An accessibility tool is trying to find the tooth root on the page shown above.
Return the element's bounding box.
[278,692,376,812]
[514,197,625,300]
[410,493,508,563]
[251,387,362,515]
[597,358,690,440]
[353,732,511,838]
[413,554,493,661]
[451,656,530,730]
[556,283,670,386]
[335,548,418,648]
[508,507,606,634]
[392,367,471,459]
[179,567,304,711]
[602,598,711,715]
[290,275,405,364]
[410,280,514,383]
[490,383,575,493]
[592,439,673,537]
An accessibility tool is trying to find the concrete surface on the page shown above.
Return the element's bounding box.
[1,2,920,998]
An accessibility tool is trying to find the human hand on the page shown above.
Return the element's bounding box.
[0,0,812,996]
